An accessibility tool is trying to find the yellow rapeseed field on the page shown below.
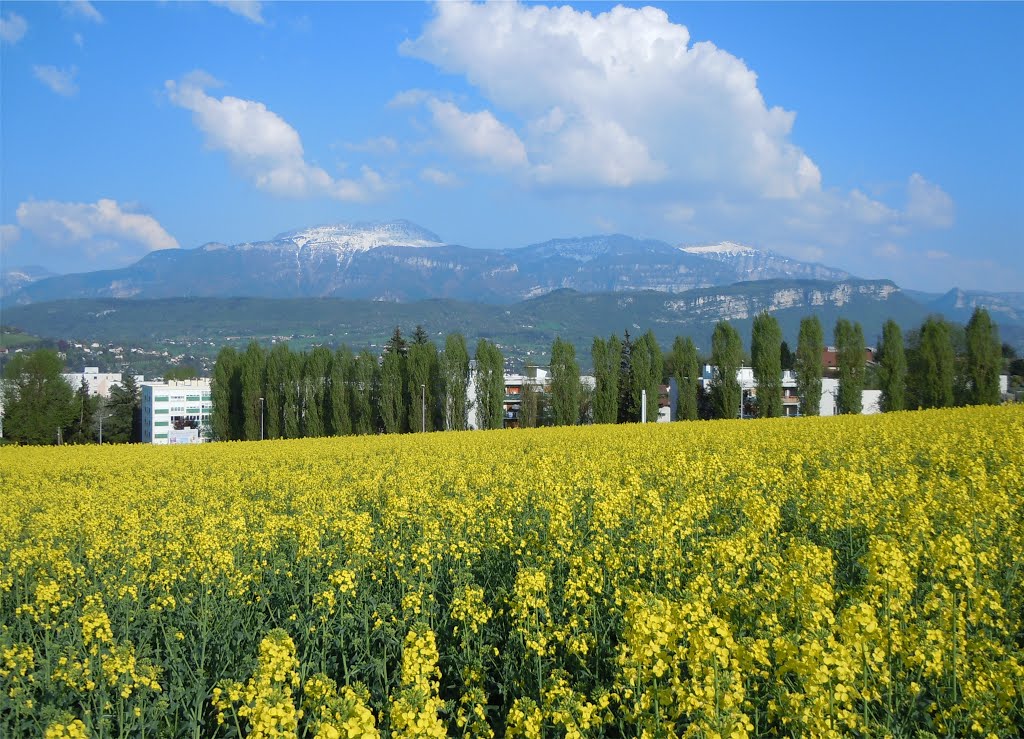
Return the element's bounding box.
[2,406,1023,738]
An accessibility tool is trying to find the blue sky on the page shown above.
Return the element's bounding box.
[1,1,1021,292]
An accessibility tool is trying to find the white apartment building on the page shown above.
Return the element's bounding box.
[62,367,143,397]
[140,379,213,444]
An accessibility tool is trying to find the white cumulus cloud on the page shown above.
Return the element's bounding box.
[33,65,79,97]
[905,173,954,229]
[426,98,529,171]
[211,1,265,25]
[0,11,27,44]
[16,199,179,256]
[402,2,821,196]
[165,71,387,201]
[64,1,103,24]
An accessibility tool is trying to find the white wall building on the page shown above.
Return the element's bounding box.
[62,367,143,397]
[814,378,881,417]
[140,379,213,444]
[701,365,881,417]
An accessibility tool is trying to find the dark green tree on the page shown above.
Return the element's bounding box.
[475,339,505,430]
[412,324,430,345]
[795,316,824,416]
[550,337,581,426]
[670,336,700,421]
[379,346,406,434]
[751,313,783,418]
[328,346,354,436]
[264,344,290,439]
[835,318,866,415]
[69,378,99,444]
[241,341,266,441]
[407,339,439,432]
[1,349,75,444]
[591,336,619,424]
[442,333,471,431]
[780,341,795,371]
[302,346,331,438]
[877,320,907,412]
[105,374,140,444]
[617,331,633,423]
[964,307,1002,405]
[211,346,239,441]
[710,321,742,419]
[282,350,302,438]
[629,330,663,423]
[351,350,376,435]
[909,316,955,409]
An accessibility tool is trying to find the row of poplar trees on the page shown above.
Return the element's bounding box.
[665,305,1003,420]
[210,327,507,441]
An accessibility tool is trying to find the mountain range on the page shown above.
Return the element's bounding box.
[2,220,1022,357]
[4,220,854,304]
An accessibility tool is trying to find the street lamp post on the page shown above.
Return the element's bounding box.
[421,384,426,433]
[259,397,264,441]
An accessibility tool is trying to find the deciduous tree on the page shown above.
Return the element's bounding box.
[877,320,907,412]
[795,316,824,416]
[710,321,742,419]
[1,349,75,445]
[965,307,1002,405]
[550,337,581,426]
[751,313,783,418]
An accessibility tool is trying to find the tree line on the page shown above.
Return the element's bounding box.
[1,350,140,445]
[210,327,506,440]
[0,307,1007,444]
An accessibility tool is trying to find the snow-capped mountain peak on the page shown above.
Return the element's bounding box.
[680,241,759,256]
[273,220,444,253]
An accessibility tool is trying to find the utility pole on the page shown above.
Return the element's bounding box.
[421,384,426,433]
[641,389,647,423]
[259,397,264,441]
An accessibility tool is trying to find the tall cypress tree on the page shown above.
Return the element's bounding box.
[591,336,618,424]
[282,350,302,438]
[965,307,1002,405]
[241,341,266,441]
[909,316,955,409]
[379,346,406,434]
[671,336,700,421]
[351,350,376,435]
[629,330,662,423]
[264,344,290,439]
[302,346,331,438]
[877,320,907,412]
[710,321,742,419]
[475,339,505,430]
[617,331,634,423]
[407,339,439,432]
[329,346,354,436]
[550,337,581,426]
[442,333,470,431]
[795,316,824,416]
[751,313,783,418]
[212,346,238,441]
[835,318,865,414]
